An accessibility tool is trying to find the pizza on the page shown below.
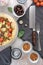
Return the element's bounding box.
[0,13,18,46]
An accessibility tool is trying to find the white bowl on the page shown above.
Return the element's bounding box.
[29,51,40,63]
[12,4,26,18]
[17,0,27,4]
[22,41,32,53]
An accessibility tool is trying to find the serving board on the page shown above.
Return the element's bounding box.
[17,5,43,58]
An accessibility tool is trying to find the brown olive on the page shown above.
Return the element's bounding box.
[14,5,24,16]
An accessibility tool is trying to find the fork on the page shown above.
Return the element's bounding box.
[36,23,41,51]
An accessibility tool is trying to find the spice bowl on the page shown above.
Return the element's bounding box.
[29,51,40,63]
[22,41,32,53]
[12,4,26,18]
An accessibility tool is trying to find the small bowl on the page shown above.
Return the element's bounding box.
[12,4,25,18]
[29,51,40,63]
[11,48,22,60]
[17,0,27,4]
[22,41,32,53]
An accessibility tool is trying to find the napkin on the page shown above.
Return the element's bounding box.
[0,47,11,65]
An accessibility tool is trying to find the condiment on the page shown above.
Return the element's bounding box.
[14,5,24,16]
[30,53,38,61]
[25,24,28,27]
[23,43,30,51]
[19,20,23,25]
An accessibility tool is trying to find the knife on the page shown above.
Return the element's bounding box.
[29,5,36,46]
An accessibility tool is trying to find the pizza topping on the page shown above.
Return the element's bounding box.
[0,42,2,45]
[1,28,6,32]
[6,25,10,29]
[0,22,3,28]
[7,32,12,37]
[4,32,8,37]
[0,38,3,42]
[0,32,4,37]
[8,28,12,33]
[6,22,11,26]
[0,17,4,22]
[6,22,11,29]
[0,17,13,45]
[2,21,5,25]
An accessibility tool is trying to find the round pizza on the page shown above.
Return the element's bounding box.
[0,13,18,46]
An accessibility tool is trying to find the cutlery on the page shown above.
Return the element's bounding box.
[29,5,36,46]
[36,23,41,51]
